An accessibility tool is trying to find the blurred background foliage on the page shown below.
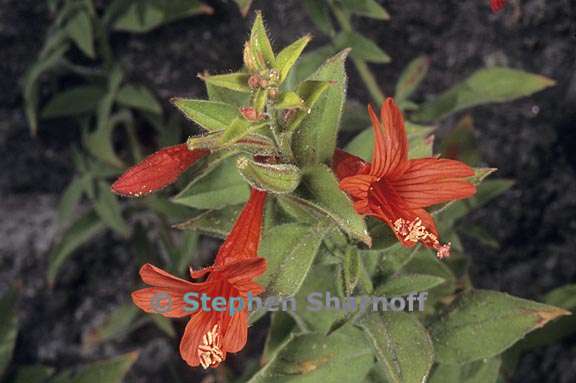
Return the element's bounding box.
[1,0,575,382]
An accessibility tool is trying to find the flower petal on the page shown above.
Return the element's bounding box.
[332,149,369,180]
[368,98,409,178]
[221,308,249,353]
[111,144,209,197]
[339,174,376,200]
[132,287,192,318]
[139,263,193,290]
[180,311,219,367]
[215,188,267,265]
[391,158,476,208]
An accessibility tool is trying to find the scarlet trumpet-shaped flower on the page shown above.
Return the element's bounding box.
[112,144,209,197]
[132,188,267,368]
[333,98,476,258]
[490,0,506,12]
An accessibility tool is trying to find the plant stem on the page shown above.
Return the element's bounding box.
[331,4,386,105]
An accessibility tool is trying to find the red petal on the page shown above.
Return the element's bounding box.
[490,0,506,12]
[391,158,476,208]
[132,287,192,318]
[368,98,409,178]
[214,188,267,265]
[339,174,376,200]
[220,308,248,353]
[180,311,219,367]
[332,149,369,180]
[111,144,209,197]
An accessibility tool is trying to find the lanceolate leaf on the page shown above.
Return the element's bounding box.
[340,0,390,20]
[374,274,446,297]
[302,0,334,36]
[289,164,370,245]
[258,224,326,296]
[116,84,162,114]
[413,67,556,122]
[334,32,390,64]
[66,10,95,58]
[202,72,251,93]
[171,99,239,131]
[395,55,430,102]
[49,352,138,383]
[275,34,311,82]
[173,204,243,238]
[428,357,502,383]
[0,289,18,378]
[247,327,374,383]
[429,289,570,364]
[358,311,434,383]
[48,210,106,285]
[172,158,249,209]
[292,50,349,166]
[250,11,275,67]
[41,86,106,118]
[93,181,130,236]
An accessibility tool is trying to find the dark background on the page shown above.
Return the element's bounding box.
[1,0,575,382]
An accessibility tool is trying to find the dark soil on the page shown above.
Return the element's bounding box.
[1,0,575,382]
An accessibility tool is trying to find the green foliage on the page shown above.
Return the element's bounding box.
[429,290,569,364]
[359,311,434,383]
[413,67,556,122]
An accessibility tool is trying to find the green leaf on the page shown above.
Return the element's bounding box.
[334,32,390,63]
[274,91,305,110]
[12,365,55,383]
[220,117,255,146]
[173,204,242,238]
[429,289,570,364]
[66,10,95,58]
[172,157,249,209]
[340,246,361,296]
[275,35,311,82]
[413,67,556,122]
[544,284,576,309]
[288,164,370,245]
[85,304,139,346]
[116,84,162,114]
[171,99,239,131]
[395,55,430,102]
[258,224,326,296]
[302,0,334,36]
[340,0,390,20]
[262,312,296,365]
[57,176,87,226]
[93,181,130,237]
[247,327,374,383]
[113,1,212,33]
[292,45,338,84]
[285,80,331,133]
[42,86,106,118]
[358,311,434,383]
[292,50,349,166]
[233,0,253,16]
[375,274,446,297]
[202,72,251,93]
[250,11,275,67]
[206,81,250,107]
[48,210,106,285]
[236,156,302,194]
[23,44,68,135]
[49,352,138,383]
[440,114,481,166]
[0,289,18,379]
[429,357,501,383]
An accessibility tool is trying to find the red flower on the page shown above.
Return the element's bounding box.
[132,189,267,368]
[112,144,209,197]
[333,98,476,258]
[490,0,506,12]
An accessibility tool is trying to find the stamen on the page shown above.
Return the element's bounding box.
[197,324,224,369]
[392,217,451,258]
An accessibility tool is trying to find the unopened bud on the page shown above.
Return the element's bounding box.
[239,106,264,122]
[268,87,279,99]
[236,156,301,194]
[248,74,262,89]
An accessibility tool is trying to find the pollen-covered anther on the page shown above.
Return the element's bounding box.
[434,242,451,259]
[198,324,224,369]
[393,217,435,243]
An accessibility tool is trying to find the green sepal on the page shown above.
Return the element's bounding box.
[236,156,302,194]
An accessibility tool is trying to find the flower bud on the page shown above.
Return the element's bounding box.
[239,106,264,122]
[236,156,301,194]
[112,144,209,197]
